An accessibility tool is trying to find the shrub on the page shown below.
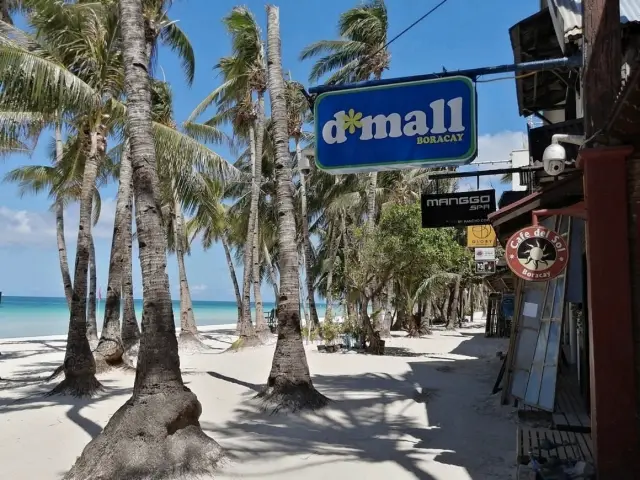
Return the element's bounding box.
[301,325,320,341]
[322,320,340,345]
[404,314,432,337]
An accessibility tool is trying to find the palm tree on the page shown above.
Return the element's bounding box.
[0,0,130,396]
[221,123,282,321]
[300,0,390,229]
[257,5,328,412]
[3,129,113,346]
[187,6,268,343]
[0,18,84,317]
[285,78,320,328]
[63,0,223,476]
[186,176,242,322]
[53,124,74,310]
[0,0,22,24]
[1,1,224,386]
[95,0,197,368]
[150,79,234,348]
[120,166,139,356]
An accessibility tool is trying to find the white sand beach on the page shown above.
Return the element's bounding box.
[0,323,516,479]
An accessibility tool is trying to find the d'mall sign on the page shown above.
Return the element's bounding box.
[314,76,477,173]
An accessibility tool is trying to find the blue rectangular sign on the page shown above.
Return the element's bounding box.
[314,76,477,174]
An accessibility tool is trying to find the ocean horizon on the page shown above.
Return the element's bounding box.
[0,295,329,339]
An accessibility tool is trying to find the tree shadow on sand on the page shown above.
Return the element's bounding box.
[204,332,516,479]
[0,377,131,439]
[0,361,64,388]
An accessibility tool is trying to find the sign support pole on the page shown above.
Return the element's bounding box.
[308,55,582,96]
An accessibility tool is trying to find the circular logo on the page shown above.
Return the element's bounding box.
[505,226,568,281]
[471,225,492,239]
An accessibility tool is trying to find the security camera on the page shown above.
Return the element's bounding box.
[298,153,311,175]
[542,134,585,176]
[542,143,566,176]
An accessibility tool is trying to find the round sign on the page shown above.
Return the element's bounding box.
[505,226,568,281]
[471,225,493,239]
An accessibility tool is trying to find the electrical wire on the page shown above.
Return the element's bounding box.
[476,71,537,83]
[358,0,452,68]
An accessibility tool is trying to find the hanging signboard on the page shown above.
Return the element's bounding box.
[314,76,477,174]
[505,226,568,281]
[475,260,496,274]
[474,247,496,261]
[467,225,496,247]
[421,189,496,228]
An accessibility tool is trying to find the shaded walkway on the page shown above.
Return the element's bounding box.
[205,332,515,479]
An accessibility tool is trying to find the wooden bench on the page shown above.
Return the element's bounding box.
[517,426,594,466]
[265,309,277,333]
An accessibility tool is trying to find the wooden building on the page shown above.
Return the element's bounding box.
[489,1,640,478]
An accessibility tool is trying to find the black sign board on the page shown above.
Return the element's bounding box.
[475,260,496,275]
[421,189,496,228]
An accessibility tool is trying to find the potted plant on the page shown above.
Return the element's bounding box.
[320,320,339,353]
[340,316,362,350]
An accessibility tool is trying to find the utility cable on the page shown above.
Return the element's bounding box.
[358,0,453,69]
[476,71,537,83]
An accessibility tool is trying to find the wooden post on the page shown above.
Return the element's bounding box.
[581,147,640,478]
[583,0,622,137]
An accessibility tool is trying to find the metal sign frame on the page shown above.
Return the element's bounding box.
[314,76,477,174]
[421,189,496,228]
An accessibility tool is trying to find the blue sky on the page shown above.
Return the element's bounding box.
[0,0,538,300]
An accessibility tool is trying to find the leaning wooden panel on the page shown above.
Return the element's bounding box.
[501,276,523,405]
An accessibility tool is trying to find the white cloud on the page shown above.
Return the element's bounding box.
[457,131,529,192]
[0,131,528,247]
[0,197,117,248]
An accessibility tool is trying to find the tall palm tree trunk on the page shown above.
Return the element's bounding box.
[259,5,328,411]
[49,131,102,398]
[56,198,73,307]
[222,235,242,323]
[252,95,269,339]
[447,279,461,330]
[0,0,12,24]
[367,172,377,228]
[381,280,393,337]
[94,144,134,369]
[173,201,199,346]
[263,242,279,302]
[297,141,319,327]
[87,235,99,345]
[299,253,310,326]
[238,124,259,344]
[253,250,268,338]
[323,225,339,322]
[54,125,74,310]
[121,177,140,352]
[63,2,223,474]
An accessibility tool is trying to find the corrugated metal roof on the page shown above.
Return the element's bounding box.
[551,0,640,40]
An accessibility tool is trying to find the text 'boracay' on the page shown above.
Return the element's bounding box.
[321,97,467,146]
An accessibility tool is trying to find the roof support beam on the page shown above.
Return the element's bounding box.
[583,0,622,137]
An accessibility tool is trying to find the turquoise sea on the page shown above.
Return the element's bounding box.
[0,296,328,339]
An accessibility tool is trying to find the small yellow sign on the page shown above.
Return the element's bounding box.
[467,225,496,247]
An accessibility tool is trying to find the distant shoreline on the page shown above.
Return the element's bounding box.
[0,295,327,306]
[0,322,239,343]
[0,296,332,339]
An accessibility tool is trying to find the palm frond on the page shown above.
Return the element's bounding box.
[160,19,196,86]
[0,30,101,115]
[152,121,240,183]
[182,120,230,146]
